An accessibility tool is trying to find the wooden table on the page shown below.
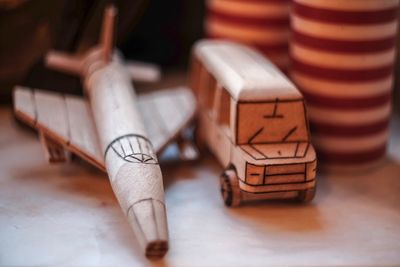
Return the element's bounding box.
[1,106,399,267]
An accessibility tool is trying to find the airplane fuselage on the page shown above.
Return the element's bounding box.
[84,55,169,257]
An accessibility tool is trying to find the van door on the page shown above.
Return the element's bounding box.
[212,85,232,168]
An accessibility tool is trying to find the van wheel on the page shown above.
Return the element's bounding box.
[220,169,241,207]
[297,186,316,203]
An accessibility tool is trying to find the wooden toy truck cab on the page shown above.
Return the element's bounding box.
[190,40,317,206]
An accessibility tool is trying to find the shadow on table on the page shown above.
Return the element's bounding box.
[187,156,330,234]
[222,156,400,235]
[11,144,215,267]
[12,164,171,265]
[225,197,325,234]
[321,156,400,212]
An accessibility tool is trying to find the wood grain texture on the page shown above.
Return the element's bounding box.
[86,62,168,258]
[3,98,400,266]
[137,87,196,154]
[39,130,67,163]
[13,86,197,166]
[190,40,317,206]
[194,40,300,101]
[12,5,199,258]
[13,84,197,257]
[13,86,104,170]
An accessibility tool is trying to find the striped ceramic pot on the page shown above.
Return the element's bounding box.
[205,0,291,71]
[289,0,399,170]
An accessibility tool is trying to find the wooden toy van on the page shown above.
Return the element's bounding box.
[190,40,317,206]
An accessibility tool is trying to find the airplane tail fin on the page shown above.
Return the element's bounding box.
[45,5,117,75]
[100,5,117,62]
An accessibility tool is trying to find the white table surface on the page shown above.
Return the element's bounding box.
[1,106,400,267]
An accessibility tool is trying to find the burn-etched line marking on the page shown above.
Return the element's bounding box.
[105,134,158,164]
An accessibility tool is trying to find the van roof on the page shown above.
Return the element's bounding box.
[194,40,302,102]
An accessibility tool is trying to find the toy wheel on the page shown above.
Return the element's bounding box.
[220,168,241,207]
[297,186,316,203]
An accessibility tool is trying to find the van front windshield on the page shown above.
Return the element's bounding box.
[237,100,309,145]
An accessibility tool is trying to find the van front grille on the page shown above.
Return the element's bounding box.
[245,162,306,185]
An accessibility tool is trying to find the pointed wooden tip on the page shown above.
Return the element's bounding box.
[104,4,117,18]
[127,198,169,258]
[146,240,169,259]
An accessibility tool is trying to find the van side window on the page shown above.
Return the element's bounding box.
[189,55,200,94]
[197,65,208,107]
[205,74,217,110]
[198,66,216,110]
[217,86,230,126]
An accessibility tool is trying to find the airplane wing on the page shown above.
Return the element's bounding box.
[13,86,196,171]
[137,87,197,154]
[13,87,105,171]
[125,61,161,82]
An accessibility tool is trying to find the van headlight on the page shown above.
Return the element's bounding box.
[245,163,264,185]
[306,160,317,180]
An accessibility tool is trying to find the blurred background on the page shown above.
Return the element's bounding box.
[0,0,399,113]
[0,0,205,103]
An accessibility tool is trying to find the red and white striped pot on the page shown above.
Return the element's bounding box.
[289,0,399,170]
[205,0,291,71]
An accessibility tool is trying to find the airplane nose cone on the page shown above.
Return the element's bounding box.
[127,198,169,258]
[146,240,169,259]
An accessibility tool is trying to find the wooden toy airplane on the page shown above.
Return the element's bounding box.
[13,5,197,258]
[190,40,317,206]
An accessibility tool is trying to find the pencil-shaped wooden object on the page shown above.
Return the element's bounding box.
[84,7,168,257]
[86,63,168,258]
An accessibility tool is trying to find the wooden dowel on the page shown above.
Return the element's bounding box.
[100,5,117,62]
[45,51,82,75]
